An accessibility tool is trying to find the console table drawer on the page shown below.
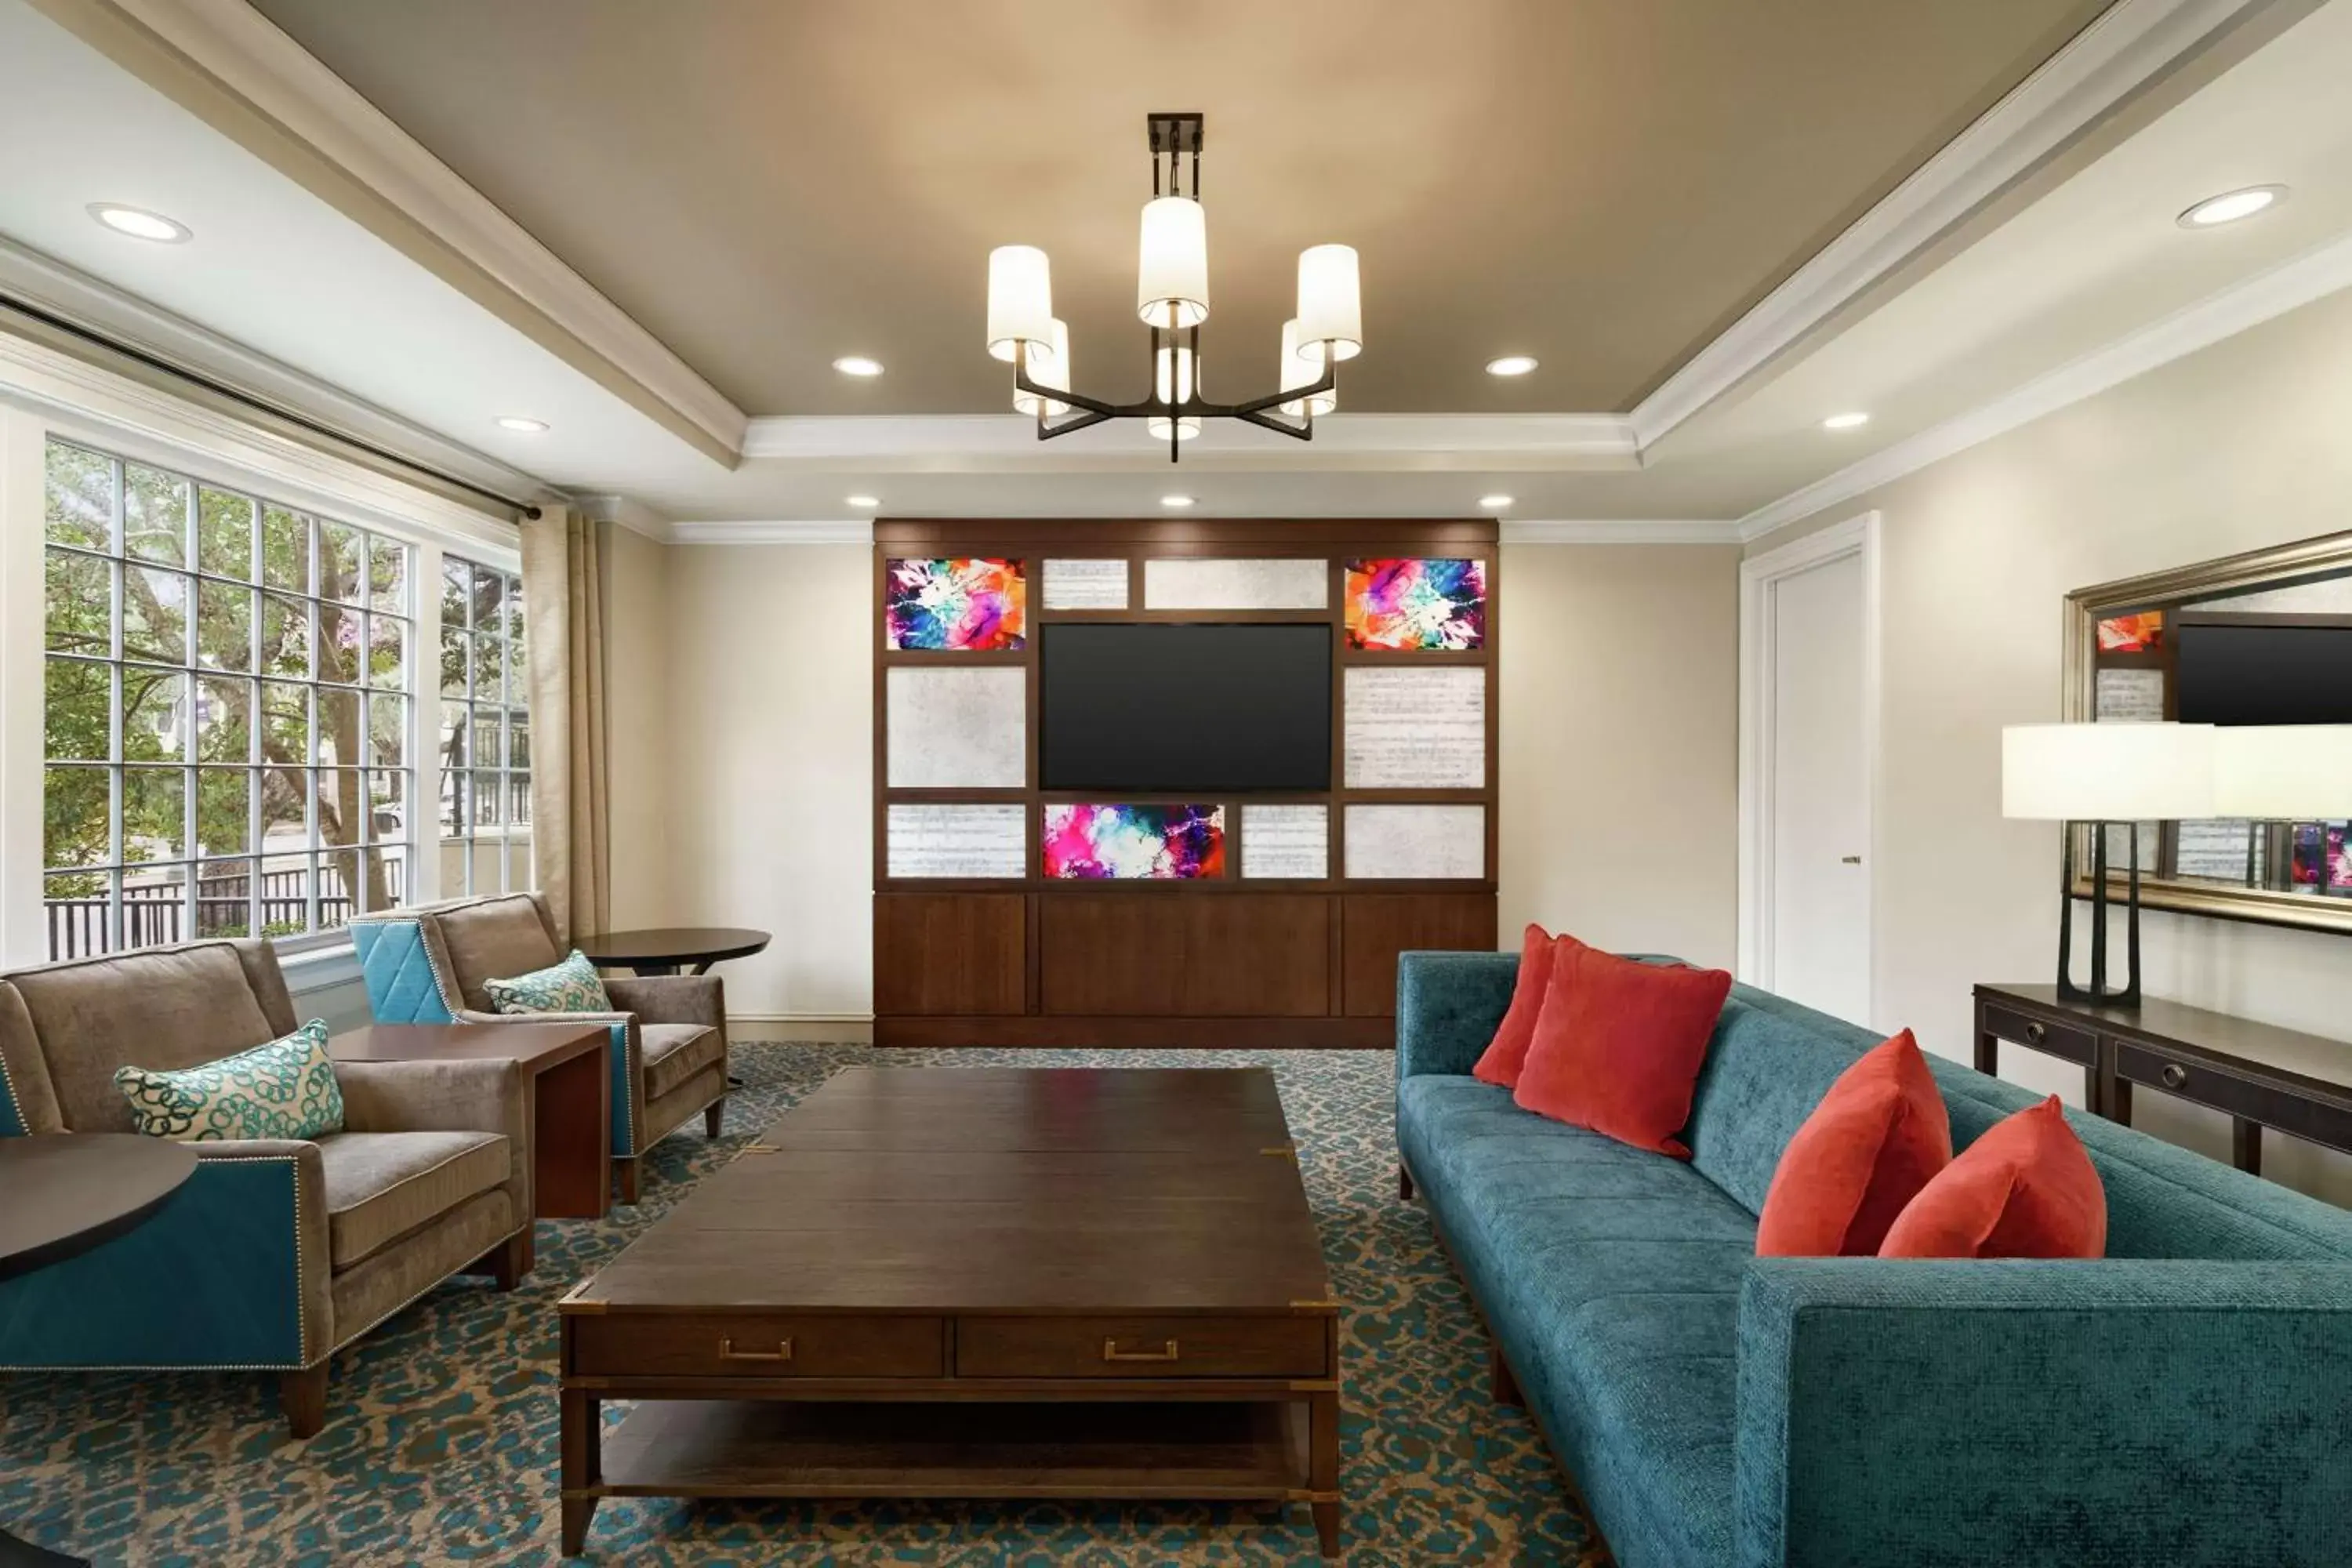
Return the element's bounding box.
[956,1316,1327,1378]
[2114,1043,2352,1150]
[1981,1003,2097,1066]
[572,1314,945,1379]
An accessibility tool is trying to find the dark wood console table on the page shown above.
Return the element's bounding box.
[1974,983,2352,1178]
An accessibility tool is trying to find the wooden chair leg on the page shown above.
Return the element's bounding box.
[1397,1164,1414,1201]
[615,1156,641,1207]
[490,1231,528,1290]
[281,1363,328,1439]
[1489,1341,1523,1407]
[705,1099,725,1138]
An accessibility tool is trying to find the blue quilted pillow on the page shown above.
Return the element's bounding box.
[115,1020,344,1142]
[484,949,612,1015]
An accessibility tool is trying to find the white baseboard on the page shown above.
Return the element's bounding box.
[727,1014,874,1044]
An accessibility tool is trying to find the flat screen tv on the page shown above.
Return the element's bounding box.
[2174,617,2352,725]
[1039,622,1331,792]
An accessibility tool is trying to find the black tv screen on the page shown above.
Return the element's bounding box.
[1040,622,1331,791]
[2175,620,2352,724]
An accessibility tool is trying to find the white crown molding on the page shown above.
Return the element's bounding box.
[34,0,747,465]
[740,412,1639,469]
[1503,519,1742,546]
[670,519,873,545]
[1737,227,2352,544]
[575,493,676,543]
[1628,0,2274,450]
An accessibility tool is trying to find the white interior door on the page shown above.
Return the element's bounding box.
[1766,550,1871,1022]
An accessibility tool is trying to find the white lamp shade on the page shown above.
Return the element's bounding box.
[2002,722,2217,821]
[2213,725,2352,819]
[1137,197,1209,328]
[1013,318,1071,416]
[986,245,1054,362]
[1296,244,1363,361]
[1279,318,1338,418]
[1145,416,1202,441]
[1152,344,1198,405]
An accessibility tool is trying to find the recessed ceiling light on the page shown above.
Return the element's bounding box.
[1485,355,1538,377]
[495,415,549,433]
[833,355,884,377]
[2178,186,2285,228]
[88,203,191,243]
[1160,494,1196,508]
[1478,495,1514,510]
[1822,411,1870,431]
[845,494,880,509]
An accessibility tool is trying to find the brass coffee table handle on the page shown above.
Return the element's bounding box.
[1102,1338,1180,1363]
[720,1337,793,1363]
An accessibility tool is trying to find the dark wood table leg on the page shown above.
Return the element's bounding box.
[2233,1118,2263,1176]
[560,1385,600,1557]
[1974,1026,1998,1078]
[1308,1389,1341,1559]
[533,1044,612,1224]
[2110,1075,2133,1128]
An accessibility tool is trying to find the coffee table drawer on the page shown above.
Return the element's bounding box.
[956,1316,1327,1378]
[572,1314,944,1379]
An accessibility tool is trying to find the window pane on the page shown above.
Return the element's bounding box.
[318,768,365,851]
[45,659,111,762]
[198,488,255,579]
[260,681,310,768]
[471,709,503,770]
[122,767,187,862]
[510,771,532,827]
[441,559,468,628]
[316,688,361,766]
[122,670,187,762]
[368,692,407,769]
[261,595,312,680]
[45,871,111,961]
[366,768,405,844]
[440,624,468,699]
[43,765,111,869]
[195,769,256,857]
[368,614,407,691]
[361,847,406,914]
[506,836,533,894]
[195,579,255,671]
[438,701,468,769]
[45,550,113,656]
[470,564,503,630]
[441,768,468,837]
[261,506,309,593]
[45,445,114,551]
[318,848,360,931]
[259,855,310,938]
[318,521,364,603]
[315,601,364,686]
[510,713,530,771]
[122,567,191,665]
[369,536,408,612]
[195,859,253,939]
[473,769,503,828]
[122,465,189,568]
[195,676,254,764]
[122,864,189,951]
[473,631,505,703]
[260,765,309,851]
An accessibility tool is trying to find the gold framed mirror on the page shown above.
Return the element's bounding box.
[2064,527,2352,936]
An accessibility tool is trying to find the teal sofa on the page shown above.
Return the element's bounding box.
[1395,951,2352,1568]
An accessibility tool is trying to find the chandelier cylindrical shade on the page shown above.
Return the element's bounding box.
[1296,244,1363,361]
[2001,722,2217,821]
[1014,318,1071,416]
[2212,725,2352,819]
[1279,318,1338,418]
[1153,345,1198,406]
[1145,416,1202,441]
[987,245,1054,362]
[1137,198,1210,328]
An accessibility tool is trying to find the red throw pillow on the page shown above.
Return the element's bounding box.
[1755,1030,1952,1256]
[1512,944,1733,1158]
[1880,1095,2107,1259]
[1473,927,1578,1088]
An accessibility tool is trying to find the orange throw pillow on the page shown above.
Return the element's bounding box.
[1880,1095,2107,1259]
[1512,944,1732,1158]
[1755,1030,1951,1256]
[1473,927,1577,1088]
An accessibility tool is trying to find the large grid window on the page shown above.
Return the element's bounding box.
[438,553,532,896]
[42,441,412,960]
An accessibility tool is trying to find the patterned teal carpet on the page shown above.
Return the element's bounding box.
[0,1044,1608,1566]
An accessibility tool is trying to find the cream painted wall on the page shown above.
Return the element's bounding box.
[663,543,873,1023]
[1754,283,2352,1204]
[1498,543,1741,967]
[600,521,676,928]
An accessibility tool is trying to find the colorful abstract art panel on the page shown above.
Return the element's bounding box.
[1345,557,1487,650]
[2291,823,2352,895]
[1041,803,1225,880]
[884,557,1027,650]
[2096,611,2164,653]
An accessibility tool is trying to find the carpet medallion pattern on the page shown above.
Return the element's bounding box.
[1,1044,1609,1566]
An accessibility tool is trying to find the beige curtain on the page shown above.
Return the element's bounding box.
[520,504,610,941]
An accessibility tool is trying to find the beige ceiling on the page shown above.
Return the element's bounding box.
[245,0,2110,418]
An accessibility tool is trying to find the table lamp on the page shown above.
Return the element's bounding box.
[2212,724,2352,891]
[2002,722,2216,1007]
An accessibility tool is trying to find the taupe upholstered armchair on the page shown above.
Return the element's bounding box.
[350,891,728,1204]
[0,938,531,1438]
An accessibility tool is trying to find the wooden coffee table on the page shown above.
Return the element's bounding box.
[557,1066,1341,1558]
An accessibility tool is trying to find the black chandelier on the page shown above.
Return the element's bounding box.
[984,112,1363,463]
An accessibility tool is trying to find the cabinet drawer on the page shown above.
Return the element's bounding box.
[956,1316,1328,1379]
[2115,1043,2352,1152]
[1981,1004,2098,1066]
[571,1313,944,1379]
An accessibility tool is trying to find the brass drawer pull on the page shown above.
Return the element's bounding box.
[2161,1062,2189,1089]
[719,1337,793,1363]
[1102,1338,1180,1363]
[2024,1022,2048,1045]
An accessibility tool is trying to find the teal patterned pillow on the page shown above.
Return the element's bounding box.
[483,949,612,1015]
[115,1020,344,1142]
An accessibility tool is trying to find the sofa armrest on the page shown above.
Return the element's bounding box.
[1736,1257,2352,1568]
[601,975,724,1029]
[0,1138,330,1370]
[1396,950,1516,1080]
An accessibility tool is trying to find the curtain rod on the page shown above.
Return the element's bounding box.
[0,289,543,520]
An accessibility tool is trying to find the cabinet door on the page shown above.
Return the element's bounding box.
[1040,895,1331,1016]
[874,894,1027,1015]
[1340,894,1498,1016]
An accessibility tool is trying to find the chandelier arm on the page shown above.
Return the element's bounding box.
[1233,406,1315,441]
[1034,406,1115,440]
